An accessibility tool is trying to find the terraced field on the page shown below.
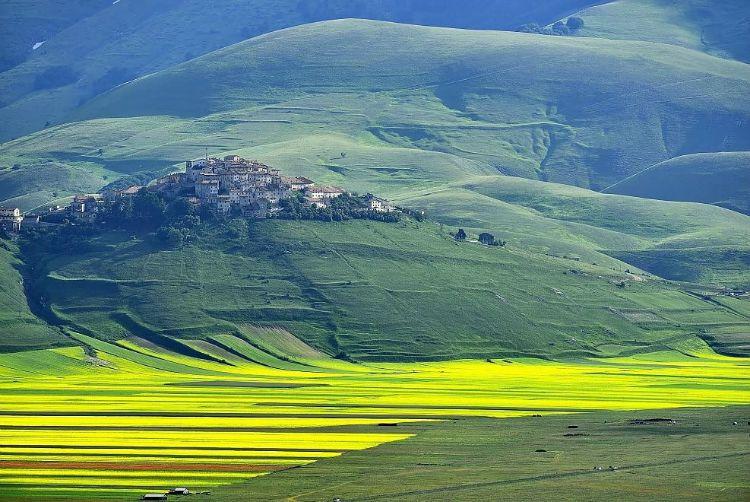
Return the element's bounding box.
[0,331,747,500]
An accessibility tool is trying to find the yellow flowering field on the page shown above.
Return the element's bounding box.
[0,337,747,500]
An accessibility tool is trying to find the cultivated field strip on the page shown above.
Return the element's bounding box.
[0,338,747,500]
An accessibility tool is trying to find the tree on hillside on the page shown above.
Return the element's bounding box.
[479,232,496,245]
[517,22,543,34]
[166,197,195,219]
[566,17,584,31]
[157,226,183,248]
[552,21,570,35]
[132,190,165,225]
[454,228,467,241]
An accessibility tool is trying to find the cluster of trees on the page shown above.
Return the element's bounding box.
[453,228,506,247]
[100,191,203,248]
[276,193,401,223]
[517,16,584,36]
[21,221,100,257]
[32,189,198,249]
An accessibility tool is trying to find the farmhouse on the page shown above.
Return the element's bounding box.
[0,207,24,232]
[364,193,394,212]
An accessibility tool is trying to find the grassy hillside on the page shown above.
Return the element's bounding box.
[1,20,749,291]
[404,175,750,286]
[71,20,750,192]
[0,0,606,141]
[0,239,67,351]
[603,152,750,215]
[21,218,750,360]
[0,0,109,73]
[566,0,750,63]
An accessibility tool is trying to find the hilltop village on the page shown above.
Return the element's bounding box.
[0,155,397,232]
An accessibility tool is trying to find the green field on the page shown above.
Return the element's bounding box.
[1,4,749,499]
[213,406,750,501]
[15,219,750,358]
[0,335,746,501]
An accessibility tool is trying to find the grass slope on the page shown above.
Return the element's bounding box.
[603,152,750,215]
[0,239,66,351]
[24,219,750,360]
[567,0,750,63]
[73,20,750,192]
[3,18,748,197]
[0,0,109,73]
[413,174,750,286]
[0,0,606,141]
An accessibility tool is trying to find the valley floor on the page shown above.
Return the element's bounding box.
[0,337,747,500]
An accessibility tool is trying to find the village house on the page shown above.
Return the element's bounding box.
[104,185,144,201]
[121,185,143,197]
[286,176,315,191]
[0,207,24,232]
[364,193,394,212]
[305,186,345,207]
[69,194,104,217]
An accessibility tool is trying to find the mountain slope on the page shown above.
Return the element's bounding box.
[22,219,750,360]
[72,20,750,190]
[565,0,750,63]
[603,152,750,214]
[0,0,608,141]
[0,0,110,73]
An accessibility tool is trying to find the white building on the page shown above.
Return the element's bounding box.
[287,177,315,191]
[0,207,24,232]
[306,186,345,202]
[364,193,394,212]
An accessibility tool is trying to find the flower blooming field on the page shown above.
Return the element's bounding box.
[0,334,747,500]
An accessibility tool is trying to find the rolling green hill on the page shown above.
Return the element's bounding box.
[0,0,607,142]
[602,152,750,215]
[18,218,750,359]
[2,19,748,287]
[565,0,750,63]
[2,19,750,351]
[2,19,748,204]
[61,20,750,190]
